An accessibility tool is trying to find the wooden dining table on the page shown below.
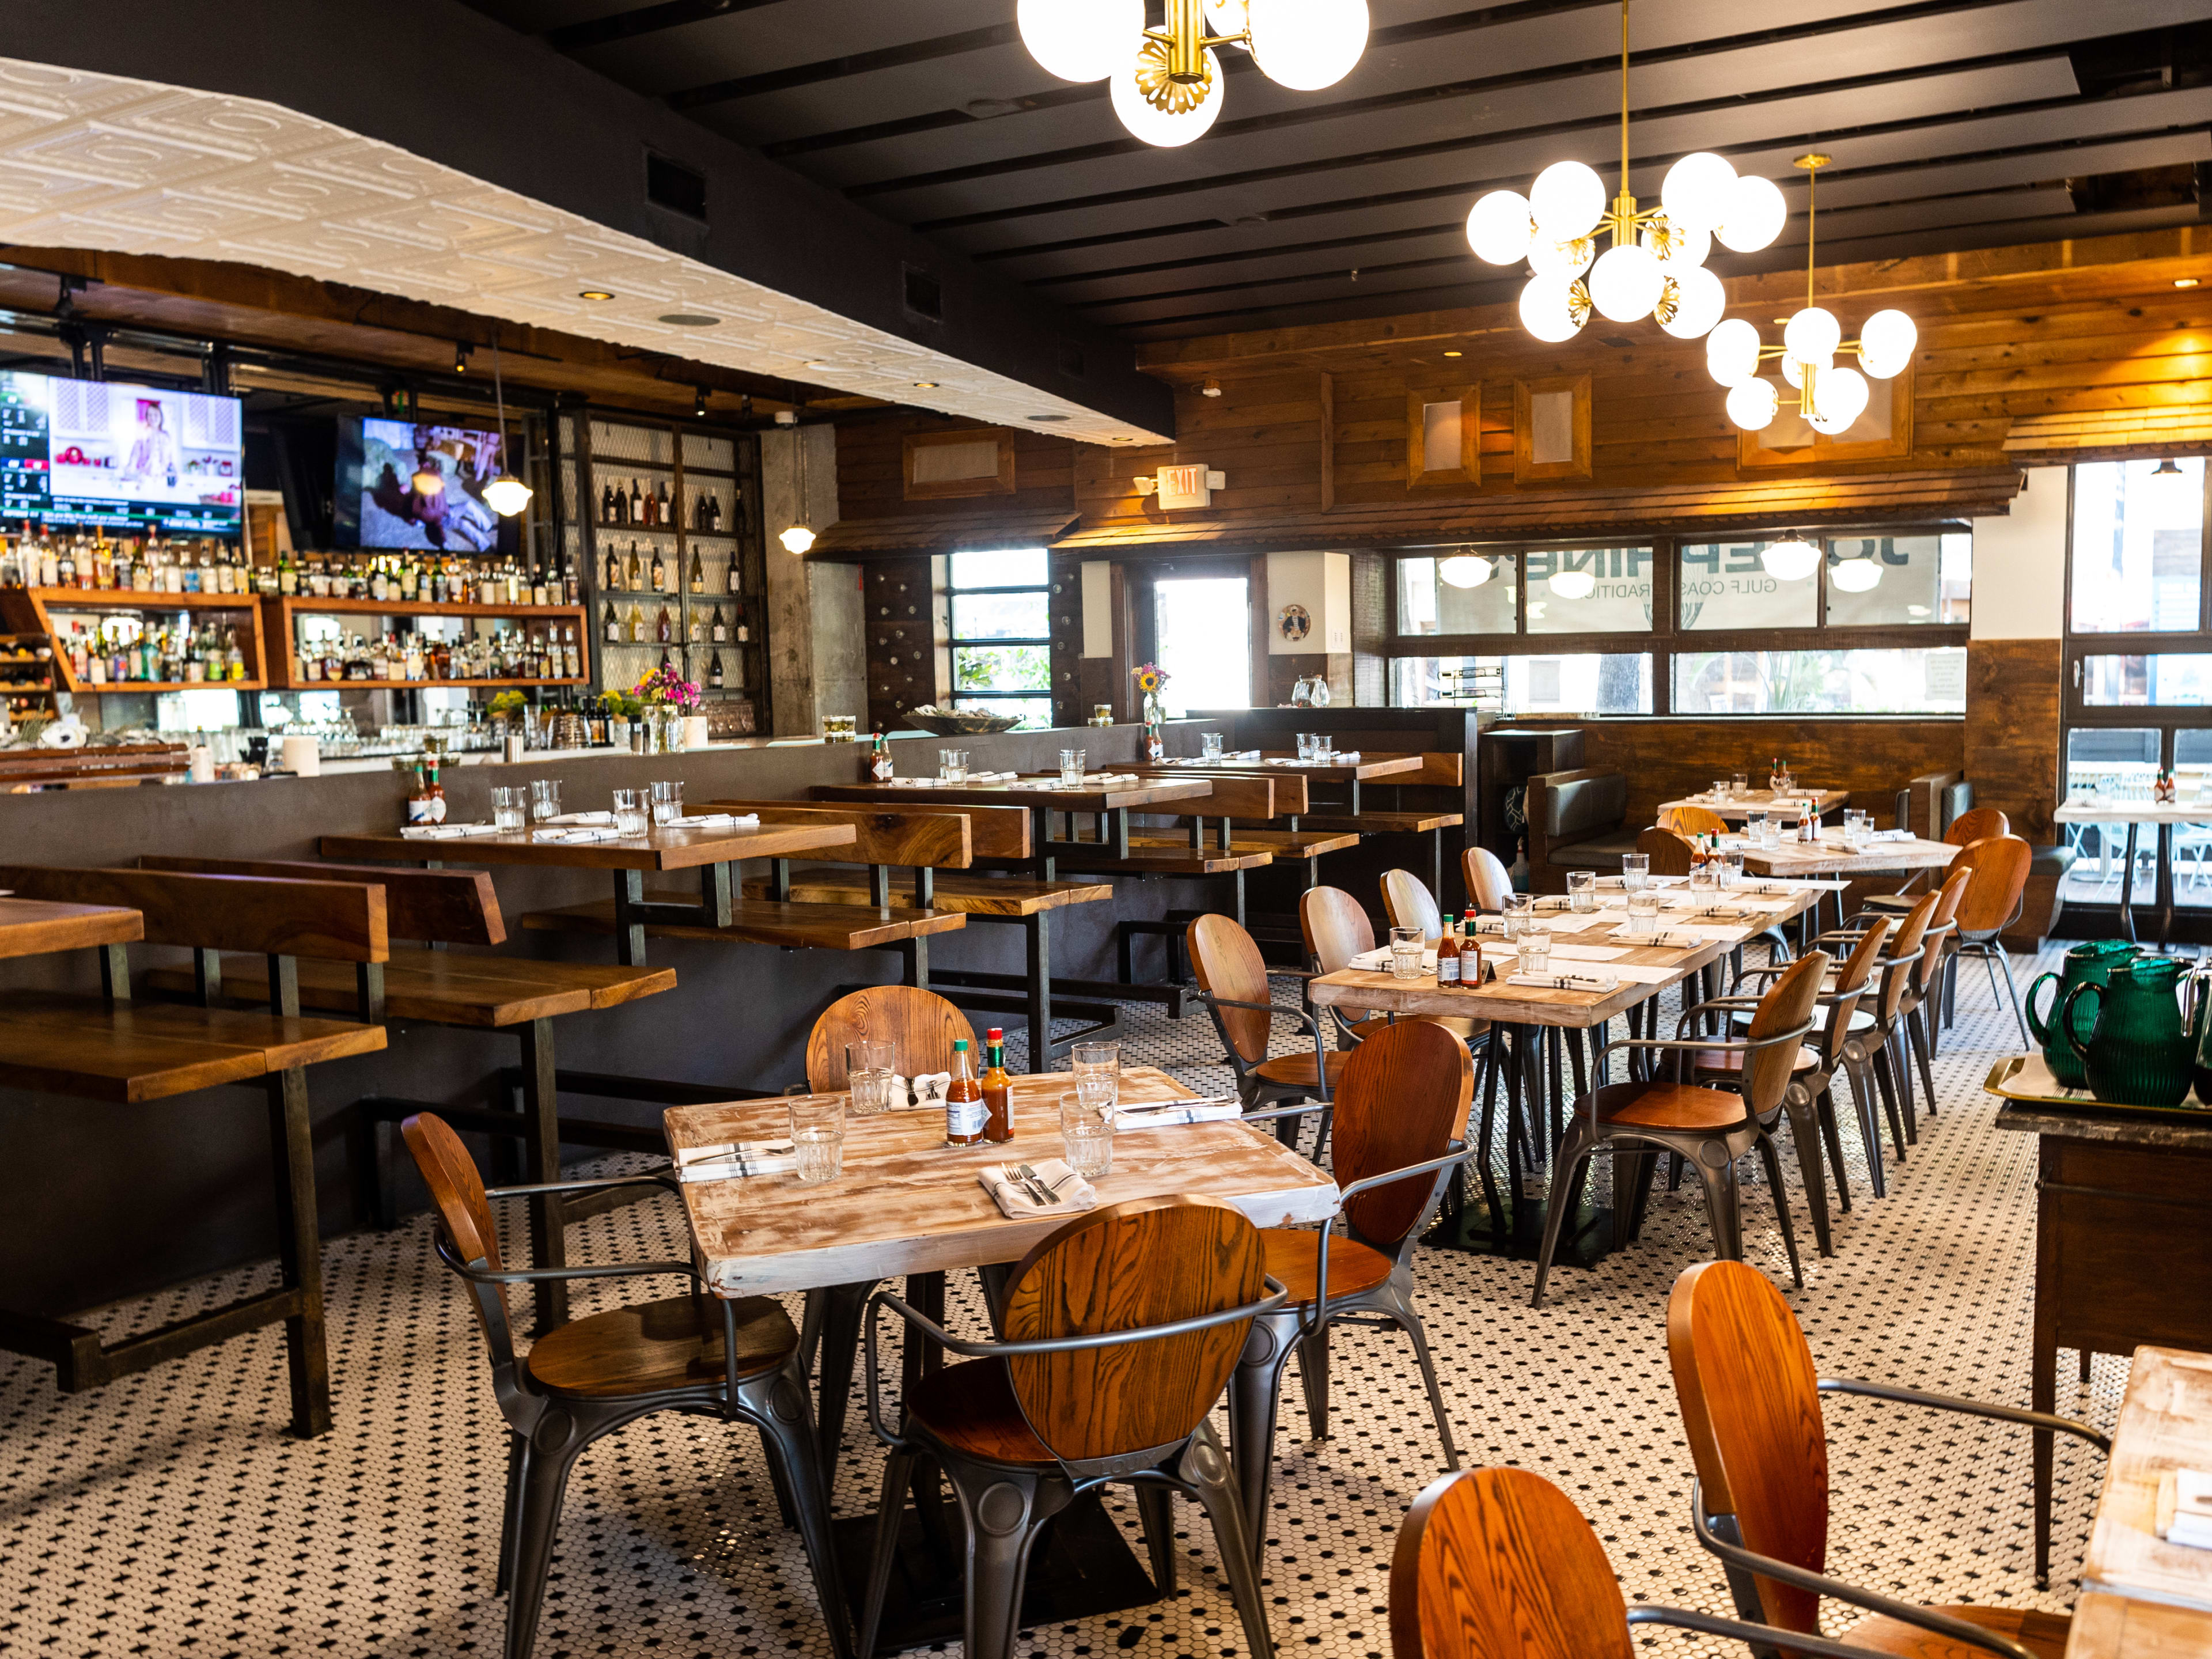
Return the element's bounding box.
[0,895,142,960]
[1657,786,1851,822]
[812,775,1214,881]
[1149,750,1422,816]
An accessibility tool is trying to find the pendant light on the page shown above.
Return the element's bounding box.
[1548,568,1597,600]
[1711,154,1918,434]
[1829,555,1882,592]
[1464,0,1782,344]
[481,337,533,518]
[779,420,816,555]
[1760,533,1821,582]
[1438,552,1491,588]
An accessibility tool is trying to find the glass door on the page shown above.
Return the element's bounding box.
[1151,573,1250,717]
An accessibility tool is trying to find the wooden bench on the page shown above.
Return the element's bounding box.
[1052,839,1276,1006]
[137,856,677,1333]
[0,864,391,1437]
[1131,827,1359,889]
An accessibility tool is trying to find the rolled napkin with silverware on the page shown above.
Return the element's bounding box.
[1114,1097,1243,1128]
[544,810,616,825]
[1507,971,1620,992]
[673,1138,798,1183]
[980,1157,1097,1217]
[668,812,758,829]
[891,1072,952,1110]
[1609,927,1707,948]
[539,825,623,842]
[401,821,500,839]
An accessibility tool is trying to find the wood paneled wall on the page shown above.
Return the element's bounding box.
[836,414,1075,523]
[1965,639,2064,844]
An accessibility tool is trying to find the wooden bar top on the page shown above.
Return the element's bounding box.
[0,897,143,960]
[320,819,857,872]
[666,1066,1338,1297]
[813,777,1213,812]
[2084,1346,2212,1613]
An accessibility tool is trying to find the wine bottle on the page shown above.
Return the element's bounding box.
[656,603,672,644]
[603,602,620,643]
[733,596,751,643]
[628,603,645,642]
[657,480,671,525]
[650,544,666,592]
[710,604,728,643]
[688,548,704,594]
[600,482,616,525]
[629,478,643,522]
[707,649,725,689]
[626,542,642,590]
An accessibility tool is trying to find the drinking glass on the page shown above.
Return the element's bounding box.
[1566,869,1597,912]
[1313,733,1335,759]
[611,788,648,837]
[1733,772,1749,797]
[1519,933,1552,976]
[1689,859,1717,893]
[528,778,561,822]
[790,1097,845,1185]
[1711,778,1732,801]
[1070,1040,1120,1117]
[1844,809,1870,849]
[1389,925,1425,979]
[650,779,683,825]
[1296,733,1317,762]
[844,1037,895,1101]
[1759,815,1782,850]
[849,1069,896,1116]
[1059,1094,1113,1179]
[1502,893,1533,940]
[1720,849,1745,888]
[1744,810,1766,845]
[490,785,526,831]
[1622,853,1650,892]
[1627,890,1661,937]
[1059,748,1086,788]
[939,748,969,783]
[1202,732,1225,760]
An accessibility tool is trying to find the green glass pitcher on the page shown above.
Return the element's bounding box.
[2056,956,2203,1107]
[2024,940,2138,1088]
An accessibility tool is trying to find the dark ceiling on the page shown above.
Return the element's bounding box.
[465,0,2212,342]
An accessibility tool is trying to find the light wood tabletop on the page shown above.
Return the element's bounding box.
[1741,831,1959,877]
[666,1066,1339,1297]
[813,777,1213,813]
[321,819,857,872]
[2066,1591,2212,1658]
[1657,787,1851,820]
[0,896,142,959]
[2083,1346,2212,1614]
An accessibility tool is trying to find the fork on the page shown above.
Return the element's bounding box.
[1013,1163,1059,1206]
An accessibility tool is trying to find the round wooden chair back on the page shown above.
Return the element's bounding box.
[1665,1260,1830,1638]
[1461,846,1514,912]
[1820,916,1890,1043]
[1877,891,1939,1026]
[402,1111,515,1358]
[1912,865,1974,997]
[1389,1466,1634,1659]
[1659,805,1729,838]
[1333,1018,1474,1249]
[1945,805,2009,847]
[1951,834,2033,935]
[1300,884,1374,974]
[806,985,976,1092]
[1000,1195,1266,1464]
[1635,826,1695,877]
[1187,912,1274,1065]
[1381,869,1443,942]
[1743,951,1829,1116]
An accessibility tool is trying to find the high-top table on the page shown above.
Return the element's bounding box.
[1149,751,1422,816]
[812,775,1214,881]
[0,896,143,959]
[2052,796,2212,948]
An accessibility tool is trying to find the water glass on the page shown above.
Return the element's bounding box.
[844,1037,895,1089]
[939,748,969,783]
[490,785,526,831]
[1059,1094,1113,1179]
[790,1097,845,1185]
[611,788,649,837]
[1518,933,1552,976]
[1844,809,1870,849]
[1689,859,1717,893]
[1627,889,1661,937]
[1622,852,1650,892]
[1296,733,1317,761]
[528,778,561,822]
[1760,815,1783,850]
[1567,869,1597,912]
[1732,772,1749,796]
[1389,925,1425,980]
[1070,1040,1120,1117]
[1313,733,1335,759]
[1059,748,1086,788]
[1711,778,1732,801]
[849,1069,897,1116]
[1202,732,1225,760]
[1502,893,1533,940]
[1720,849,1745,888]
[1744,810,1766,844]
[650,779,683,825]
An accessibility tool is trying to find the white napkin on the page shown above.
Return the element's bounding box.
[1609,927,1706,948]
[537,825,624,842]
[1080,772,1143,785]
[886,778,929,787]
[1596,875,1688,889]
[668,812,758,829]
[892,1072,951,1110]
[674,1139,798,1183]
[1508,971,1620,992]
[1866,828,1912,842]
[544,810,614,825]
[1115,1098,1244,1128]
[980,1157,1097,1217]
[400,821,501,839]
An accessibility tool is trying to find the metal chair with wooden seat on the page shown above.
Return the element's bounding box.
[1381,865,1445,940]
[402,1112,851,1659]
[857,1196,1281,1659]
[1938,834,2035,1046]
[1531,952,1829,1307]
[1190,912,1344,1143]
[1228,1018,1474,1561]
[1636,824,1696,876]
[1659,804,1730,837]
[1863,805,2009,914]
[1668,1258,2107,1652]
[1300,884,1485,1047]
[1461,845,1514,911]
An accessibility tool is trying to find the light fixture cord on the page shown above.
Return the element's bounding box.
[1806,161,1816,312]
[1619,0,1630,199]
[490,335,509,454]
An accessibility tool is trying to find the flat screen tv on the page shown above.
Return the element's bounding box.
[0,370,244,535]
[332,416,511,554]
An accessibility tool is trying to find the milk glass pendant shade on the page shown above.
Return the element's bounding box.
[1247,0,1369,90]
[1525,233,1595,279]
[1518,274,1587,343]
[1761,535,1821,581]
[1205,0,1249,37]
[1658,266,1726,339]
[1661,151,1739,230]
[1110,47,1224,144]
[1815,364,1869,430]
[1438,554,1491,589]
[1830,556,1882,592]
[1706,317,1762,386]
[1645,219,1710,270]
[1783,305,1842,362]
[1717,173,1788,252]
[1725,377,1779,431]
[1018,0,1138,81]
[779,524,817,555]
[1858,308,1918,378]
[484,474,533,516]
[1548,569,1597,599]
[1529,160,1607,241]
[1466,191,1535,264]
[1588,243,1664,321]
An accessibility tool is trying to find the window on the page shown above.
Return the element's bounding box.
[946,547,1051,729]
[1390,654,1652,715]
[2069,459,2205,633]
[1670,647,1965,715]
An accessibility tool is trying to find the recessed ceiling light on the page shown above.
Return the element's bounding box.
[1442,350,1462,358]
[658,312,720,326]
[578,289,616,301]
[2177,278,2201,289]
[1029,413,1069,422]
[912,381,939,389]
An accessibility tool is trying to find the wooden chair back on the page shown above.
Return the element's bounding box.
[1335,1020,1474,1248]
[1743,952,1828,1114]
[0,864,388,961]
[703,803,974,870]
[1299,885,1373,974]
[1914,865,1974,995]
[1658,805,1729,837]
[1950,834,2033,934]
[1461,846,1514,911]
[1187,913,1273,1065]
[138,855,503,945]
[1665,1259,1829,1637]
[1389,1466,1633,1659]
[1000,1195,1265,1465]
[401,1111,516,1362]
[1634,827,1694,877]
[806,985,976,1091]
[1945,805,2009,847]
[1385,752,1465,789]
[1820,917,1892,1054]
[1381,869,1442,942]
[1877,892,1938,1026]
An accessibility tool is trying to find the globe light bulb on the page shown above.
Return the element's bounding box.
[1725,377,1779,431]
[1525,232,1594,279]
[1715,173,1788,252]
[1465,190,1534,265]
[1780,350,1827,390]
[1548,568,1597,600]
[1783,305,1841,362]
[1858,308,1918,379]
[780,524,817,555]
[1644,218,1710,270]
[1661,151,1739,232]
[1587,242,1664,321]
[1815,364,1869,430]
[1438,554,1491,589]
[484,474,533,517]
[1705,317,1762,386]
[1657,266,1726,340]
[1830,556,1883,593]
[1018,0,1140,82]
[1110,46,1224,145]
[1247,0,1369,92]
[1205,0,1249,38]
[1528,160,1606,241]
[1517,274,1587,343]
[1761,535,1821,581]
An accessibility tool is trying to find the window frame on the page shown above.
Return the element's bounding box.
[943,547,1053,714]
[1384,524,1971,716]
[2062,460,2212,729]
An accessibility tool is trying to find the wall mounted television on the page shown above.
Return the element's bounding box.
[332,416,513,554]
[0,370,244,535]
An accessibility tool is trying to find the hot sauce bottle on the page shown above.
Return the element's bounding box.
[1463,910,1484,984]
[945,1039,987,1147]
[981,1027,1013,1143]
[1435,916,1461,986]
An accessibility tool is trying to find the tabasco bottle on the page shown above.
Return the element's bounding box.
[981,1027,1013,1143]
[1435,916,1462,986]
[1463,910,1484,984]
[945,1039,987,1147]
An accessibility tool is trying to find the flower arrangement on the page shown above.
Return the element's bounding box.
[1132,661,1169,696]
[488,689,527,717]
[635,664,702,713]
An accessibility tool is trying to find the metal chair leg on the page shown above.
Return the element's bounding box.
[1816,1085,1853,1214]
[1871,1039,1910,1163]
[741,1362,854,1659]
[1228,1310,1302,1565]
[1779,1096,1833,1257]
[1530,1121,1598,1308]
[1907,1006,1938,1118]
[1687,1149,1745,1263]
[1754,1131,1804,1288]
[1134,1484,1178,1593]
[502,1432,581,1659]
[1841,1051,1888,1199]
[1394,1302,1459,1471]
[1178,1423,1277,1659]
[942,1455,1066,1659]
[1296,1325,1330,1441]
[497,1430,527,1596]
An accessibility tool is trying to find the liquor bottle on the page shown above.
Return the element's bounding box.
[726,554,742,595]
[657,480,671,527]
[600,482,616,525]
[1435,916,1461,986]
[687,607,703,645]
[562,552,580,607]
[650,544,666,592]
[606,546,623,590]
[707,648,724,689]
[688,547,704,594]
[656,602,672,645]
[626,542,643,590]
[603,601,621,643]
[710,604,728,643]
[629,478,644,524]
[980,1028,1013,1143]
[944,1039,986,1147]
[531,567,548,608]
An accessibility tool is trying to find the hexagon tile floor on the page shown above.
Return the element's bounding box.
[1,944,2128,1658]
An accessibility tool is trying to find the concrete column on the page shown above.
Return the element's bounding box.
[761,424,864,737]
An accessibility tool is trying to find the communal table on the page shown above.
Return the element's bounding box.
[812,775,1213,881]
[2052,796,2212,948]
[1740,829,1958,931]
[1657,786,1850,822]
[0,895,142,960]
[1152,750,1422,816]
[320,819,857,965]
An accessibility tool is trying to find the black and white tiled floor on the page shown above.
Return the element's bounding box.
[1,946,2121,1657]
